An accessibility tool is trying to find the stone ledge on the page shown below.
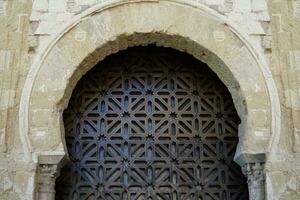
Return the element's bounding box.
[235,152,266,166]
[37,153,65,165]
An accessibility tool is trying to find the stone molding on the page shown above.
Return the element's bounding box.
[243,162,266,200]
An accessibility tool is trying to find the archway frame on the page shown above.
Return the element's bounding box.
[19,1,280,199]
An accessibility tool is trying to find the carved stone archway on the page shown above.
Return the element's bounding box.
[19,1,279,199]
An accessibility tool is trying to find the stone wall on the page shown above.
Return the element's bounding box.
[0,0,299,199]
[0,0,35,200]
[265,0,300,199]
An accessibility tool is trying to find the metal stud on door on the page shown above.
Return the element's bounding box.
[56,46,249,200]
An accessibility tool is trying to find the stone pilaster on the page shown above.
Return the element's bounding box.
[37,164,60,200]
[242,162,265,200]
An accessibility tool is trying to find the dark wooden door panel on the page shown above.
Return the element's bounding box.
[56,46,248,200]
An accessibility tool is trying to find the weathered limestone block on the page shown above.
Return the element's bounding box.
[252,0,268,12]
[234,0,251,12]
[0,169,13,194]
[0,0,6,15]
[49,0,66,13]
[266,166,300,200]
[32,0,48,12]
[66,0,76,12]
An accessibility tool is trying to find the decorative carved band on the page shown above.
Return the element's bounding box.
[242,162,265,200]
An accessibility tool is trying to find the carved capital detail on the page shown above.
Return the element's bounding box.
[242,162,265,200]
[37,164,60,200]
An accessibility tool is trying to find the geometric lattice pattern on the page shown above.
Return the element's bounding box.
[56,46,249,200]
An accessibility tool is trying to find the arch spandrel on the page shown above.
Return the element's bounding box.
[27,1,273,166]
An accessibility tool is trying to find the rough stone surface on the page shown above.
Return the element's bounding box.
[0,0,299,199]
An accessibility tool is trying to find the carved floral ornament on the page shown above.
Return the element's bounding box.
[242,162,266,200]
[37,164,60,199]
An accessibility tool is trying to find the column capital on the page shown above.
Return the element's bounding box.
[242,162,265,181]
[36,153,65,200]
[38,163,59,179]
[37,163,60,200]
[242,162,265,200]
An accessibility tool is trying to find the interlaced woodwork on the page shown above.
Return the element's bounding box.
[56,46,249,200]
